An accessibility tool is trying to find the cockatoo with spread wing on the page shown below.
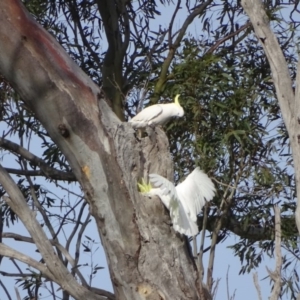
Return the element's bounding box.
[129,94,184,128]
[138,167,215,236]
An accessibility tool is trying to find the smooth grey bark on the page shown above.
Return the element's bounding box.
[0,1,201,299]
[241,0,300,235]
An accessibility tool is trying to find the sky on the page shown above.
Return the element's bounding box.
[0,1,299,300]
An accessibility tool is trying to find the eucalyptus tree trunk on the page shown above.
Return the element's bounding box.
[0,1,202,299]
[241,0,300,235]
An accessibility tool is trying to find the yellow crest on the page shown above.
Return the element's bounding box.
[174,94,181,106]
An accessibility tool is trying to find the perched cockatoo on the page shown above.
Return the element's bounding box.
[129,94,184,128]
[138,167,215,236]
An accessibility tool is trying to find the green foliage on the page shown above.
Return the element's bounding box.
[162,36,297,279]
[15,270,42,300]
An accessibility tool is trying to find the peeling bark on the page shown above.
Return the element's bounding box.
[0,1,201,299]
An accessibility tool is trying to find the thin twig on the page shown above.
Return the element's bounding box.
[267,205,282,300]
[74,212,91,285]
[59,200,86,246]
[206,21,251,54]
[211,278,221,300]
[168,0,181,46]
[23,165,64,263]
[50,280,56,300]
[0,279,12,300]
[0,271,38,277]
[198,204,208,278]
[211,177,238,190]
[0,138,75,181]
[252,272,263,300]
[0,242,54,282]
[14,286,21,300]
[207,157,246,291]
[3,167,74,181]
[226,266,230,300]
[10,258,23,274]
[2,232,88,287]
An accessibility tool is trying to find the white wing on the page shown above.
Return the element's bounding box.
[129,103,184,128]
[148,173,177,209]
[170,199,199,236]
[129,105,163,128]
[176,167,215,222]
[149,173,199,236]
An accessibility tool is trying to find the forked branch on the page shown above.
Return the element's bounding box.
[0,138,76,181]
[0,165,105,300]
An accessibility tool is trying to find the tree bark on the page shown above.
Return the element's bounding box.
[0,1,201,299]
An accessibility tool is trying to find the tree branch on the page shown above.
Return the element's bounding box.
[96,0,128,120]
[2,232,88,287]
[3,168,72,180]
[253,272,263,300]
[198,204,208,292]
[0,165,104,300]
[2,231,116,299]
[24,169,65,264]
[0,138,76,181]
[0,279,12,300]
[88,287,116,300]
[68,0,102,72]
[72,212,91,280]
[205,21,251,54]
[240,0,300,235]
[168,0,181,46]
[14,287,21,300]
[54,197,85,239]
[0,271,39,277]
[153,0,213,102]
[267,205,282,300]
[0,243,54,281]
[198,211,297,242]
[241,0,294,120]
[206,159,244,291]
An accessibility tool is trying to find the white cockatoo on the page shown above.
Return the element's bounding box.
[138,167,215,236]
[129,94,184,128]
